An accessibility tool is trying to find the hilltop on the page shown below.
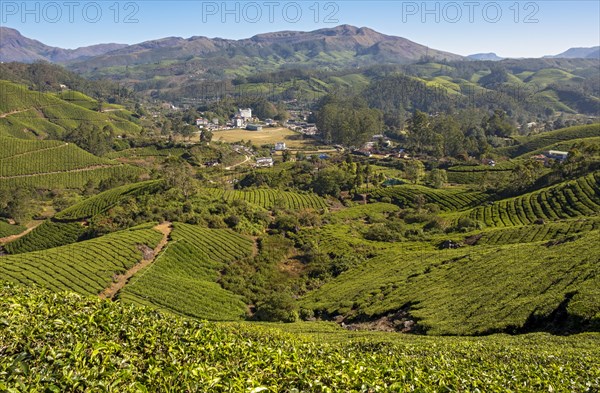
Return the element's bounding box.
[0,27,127,63]
[2,25,462,66]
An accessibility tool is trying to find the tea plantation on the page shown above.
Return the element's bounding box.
[1,284,598,392]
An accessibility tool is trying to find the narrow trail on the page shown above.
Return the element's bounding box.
[0,109,29,119]
[250,236,259,257]
[0,164,118,179]
[0,143,68,160]
[0,220,43,244]
[225,155,250,170]
[99,222,172,300]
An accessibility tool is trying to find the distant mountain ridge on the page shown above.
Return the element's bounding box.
[545,46,600,59]
[1,25,462,66]
[0,27,127,63]
[467,53,504,61]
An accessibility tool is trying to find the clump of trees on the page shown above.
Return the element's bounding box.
[316,94,383,147]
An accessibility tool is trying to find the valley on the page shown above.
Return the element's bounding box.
[0,23,599,391]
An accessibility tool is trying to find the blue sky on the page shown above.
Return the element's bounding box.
[2,1,599,57]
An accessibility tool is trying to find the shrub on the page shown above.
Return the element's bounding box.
[253,291,298,322]
[364,224,400,242]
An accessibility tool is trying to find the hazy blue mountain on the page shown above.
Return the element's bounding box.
[467,53,504,61]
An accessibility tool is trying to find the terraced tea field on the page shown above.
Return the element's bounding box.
[0,136,144,189]
[498,123,600,158]
[2,284,599,392]
[370,184,489,211]
[300,229,600,335]
[3,220,86,254]
[0,227,162,296]
[105,146,186,159]
[55,180,162,220]
[472,216,600,245]
[0,142,113,177]
[463,172,600,227]
[120,223,253,320]
[0,81,142,138]
[202,188,328,210]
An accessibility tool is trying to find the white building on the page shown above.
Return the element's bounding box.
[196,118,209,126]
[233,116,244,128]
[275,142,286,151]
[256,157,274,167]
[548,150,569,162]
[236,108,252,120]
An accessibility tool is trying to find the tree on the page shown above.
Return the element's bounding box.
[65,123,113,156]
[483,110,516,138]
[404,160,425,184]
[0,187,35,224]
[426,169,447,189]
[180,125,196,141]
[406,110,441,156]
[316,94,383,147]
[311,167,353,197]
[161,157,198,198]
[253,290,298,322]
[200,129,213,143]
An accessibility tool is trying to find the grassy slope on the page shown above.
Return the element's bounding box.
[497,124,600,158]
[300,229,600,335]
[2,284,599,392]
[462,172,600,227]
[120,223,253,321]
[0,81,141,139]
[0,227,162,296]
[0,136,144,189]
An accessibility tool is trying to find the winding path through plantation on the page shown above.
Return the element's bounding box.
[0,109,29,119]
[224,155,251,170]
[0,164,119,179]
[0,220,43,244]
[99,222,172,300]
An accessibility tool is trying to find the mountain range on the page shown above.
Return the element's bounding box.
[1,26,597,66]
[1,25,462,66]
[467,53,505,61]
[0,27,127,63]
[545,46,600,59]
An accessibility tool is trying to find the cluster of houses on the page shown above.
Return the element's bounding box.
[287,120,318,135]
[195,108,276,132]
[352,134,394,157]
[531,150,570,166]
[195,116,220,130]
[228,108,254,128]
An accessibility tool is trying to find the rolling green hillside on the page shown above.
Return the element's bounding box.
[300,229,600,335]
[3,284,598,392]
[202,188,328,210]
[0,81,141,139]
[497,124,600,158]
[0,226,162,296]
[0,136,144,189]
[120,223,253,320]
[463,172,600,227]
